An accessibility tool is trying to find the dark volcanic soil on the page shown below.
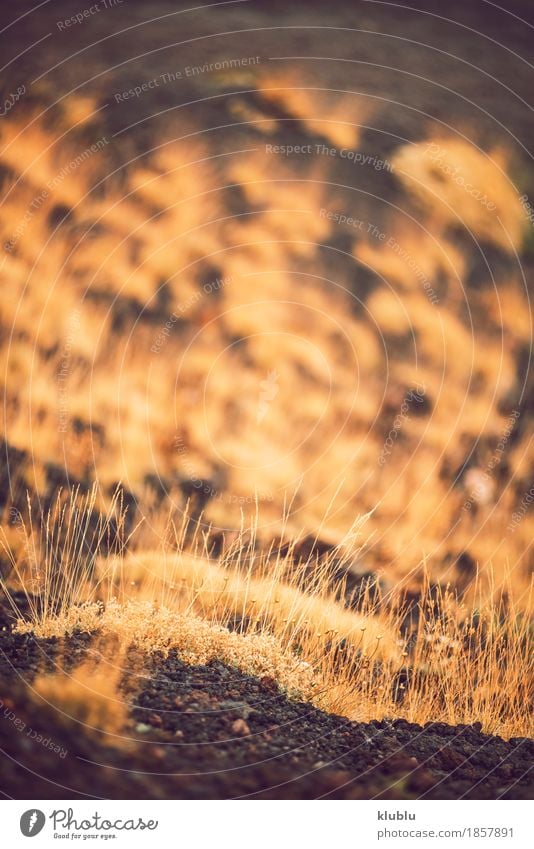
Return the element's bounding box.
[0,630,532,800]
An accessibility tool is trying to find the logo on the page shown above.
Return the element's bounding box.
[20,810,46,837]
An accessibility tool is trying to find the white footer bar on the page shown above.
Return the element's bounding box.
[2,800,531,848]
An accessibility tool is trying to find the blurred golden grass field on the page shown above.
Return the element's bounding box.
[0,71,532,737]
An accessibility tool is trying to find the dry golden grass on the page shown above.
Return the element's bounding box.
[1,493,531,737]
[22,600,316,700]
[0,86,532,742]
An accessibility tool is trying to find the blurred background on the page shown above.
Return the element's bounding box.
[0,0,532,604]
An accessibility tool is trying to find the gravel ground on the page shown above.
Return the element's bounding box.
[0,629,532,800]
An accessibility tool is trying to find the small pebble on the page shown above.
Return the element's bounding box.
[231,718,250,736]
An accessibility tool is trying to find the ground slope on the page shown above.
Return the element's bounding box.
[1,629,532,800]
